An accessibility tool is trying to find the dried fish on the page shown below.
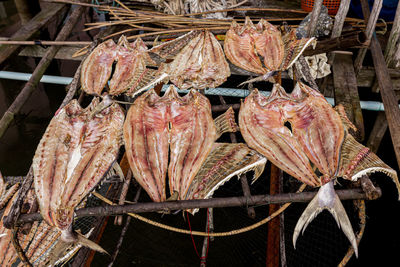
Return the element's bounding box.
[224,17,315,83]
[81,36,159,96]
[166,30,230,90]
[32,97,124,251]
[81,39,118,96]
[239,82,399,257]
[124,85,238,202]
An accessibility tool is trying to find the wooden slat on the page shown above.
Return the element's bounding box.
[361,0,400,170]
[0,3,67,65]
[332,52,365,140]
[354,0,383,75]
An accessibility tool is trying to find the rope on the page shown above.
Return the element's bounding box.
[92,183,306,237]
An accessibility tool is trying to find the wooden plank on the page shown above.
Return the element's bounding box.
[372,1,400,92]
[332,52,365,140]
[354,0,383,75]
[367,112,388,153]
[0,3,66,65]
[361,0,400,170]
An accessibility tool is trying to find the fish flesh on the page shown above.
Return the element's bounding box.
[166,30,230,90]
[32,97,124,251]
[185,142,266,214]
[239,82,399,256]
[224,17,315,81]
[124,85,238,202]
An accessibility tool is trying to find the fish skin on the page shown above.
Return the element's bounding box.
[81,39,118,95]
[124,85,216,201]
[168,30,230,90]
[239,84,320,187]
[33,98,124,235]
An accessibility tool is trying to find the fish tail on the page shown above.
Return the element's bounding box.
[76,232,109,255]
[293,181,358,257]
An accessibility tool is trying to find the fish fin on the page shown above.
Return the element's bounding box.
[293,182,358,257]
[214,107,239,139]
[76,232,109,255]
[338,133,400,199]
[334,105,358,133]
[112,162,125,181]
[238,71,276,86]
[127,71,169,99]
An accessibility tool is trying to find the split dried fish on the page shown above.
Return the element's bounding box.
[81,36,159,96]
[239,82,399,257]
[166,30,230,90]
[224,17,315,82]
[124,85,238,202]
[32,97,124,251]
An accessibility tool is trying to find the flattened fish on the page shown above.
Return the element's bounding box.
[167,30,230,90]
[108,36,152,95]
[81,35,159,96]
[224,17,315,82]
[239,83,320,187]
[124,85,218,201]
[81,39,118,95]
[32,97,124,250]
[239,82,399,257]
[224,17,265,75]
[185,143,266,214]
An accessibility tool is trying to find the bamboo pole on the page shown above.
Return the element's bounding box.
[354,0,383,75]
[0,3,67,65]
[15,188,378,225]
[360,0,400,170]
[0,4,86,139]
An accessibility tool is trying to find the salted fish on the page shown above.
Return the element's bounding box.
[32,97,124,250]
[124,85,240,202]
[224,17,315,79]
[166,30,231,90]
[239,82,399,257]
[81,36,158,96]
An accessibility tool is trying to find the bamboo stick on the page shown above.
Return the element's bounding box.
[16,188,378,225]
[366,112,388,153]
[0,4,85,139]
[354,0,383,75]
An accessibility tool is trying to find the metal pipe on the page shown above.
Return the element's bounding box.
[0,71,395,111]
